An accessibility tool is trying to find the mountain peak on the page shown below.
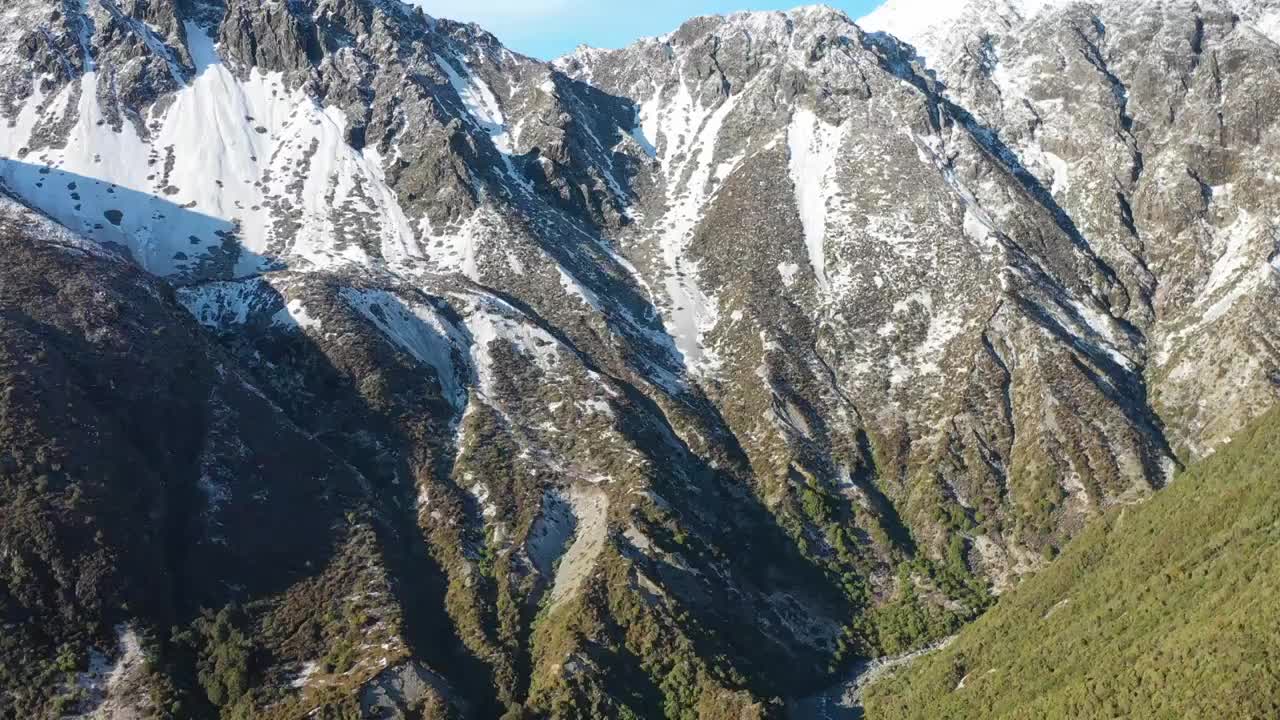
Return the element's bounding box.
[858,0,1069,58]
[683,3,857,34]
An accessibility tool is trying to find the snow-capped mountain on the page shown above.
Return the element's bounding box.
[1,0,1279,717]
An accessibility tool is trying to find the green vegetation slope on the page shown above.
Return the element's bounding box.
[864,408,1280,719]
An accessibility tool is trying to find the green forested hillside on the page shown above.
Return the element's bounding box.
[864,409,1280,719]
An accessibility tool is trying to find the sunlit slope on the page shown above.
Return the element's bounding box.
[864,408,1280,719]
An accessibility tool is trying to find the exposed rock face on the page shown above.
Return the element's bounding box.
[1,0,1278,717]
[862,0,1280,460]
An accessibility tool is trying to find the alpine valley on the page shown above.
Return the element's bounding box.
[1,0,1278,718]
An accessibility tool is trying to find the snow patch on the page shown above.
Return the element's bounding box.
[778,261,800,287]
[434,52,513,155]
[271,298,322,331]
[342,288,469,410]
[468,481,497,520]
[1253,9,1280,45]
[464,300,565,402]
[860,0,1072,60]
[1199,211,1259,304]
[915,308,966,374]
[2,21,422,277]
[640,76,744,373]
[291,661,320,689]
[558,265,604,311]
[177,277,270,328]
[788,108,844,292]
[434,50,531,194]
[70,624,147,719]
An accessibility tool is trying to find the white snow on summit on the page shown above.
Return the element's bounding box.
[858,0,976,44]
[858,0,1072,58]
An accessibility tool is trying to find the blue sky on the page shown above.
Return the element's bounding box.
[418,1,886,59]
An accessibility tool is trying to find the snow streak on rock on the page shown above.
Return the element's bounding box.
[788,108,844,293]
